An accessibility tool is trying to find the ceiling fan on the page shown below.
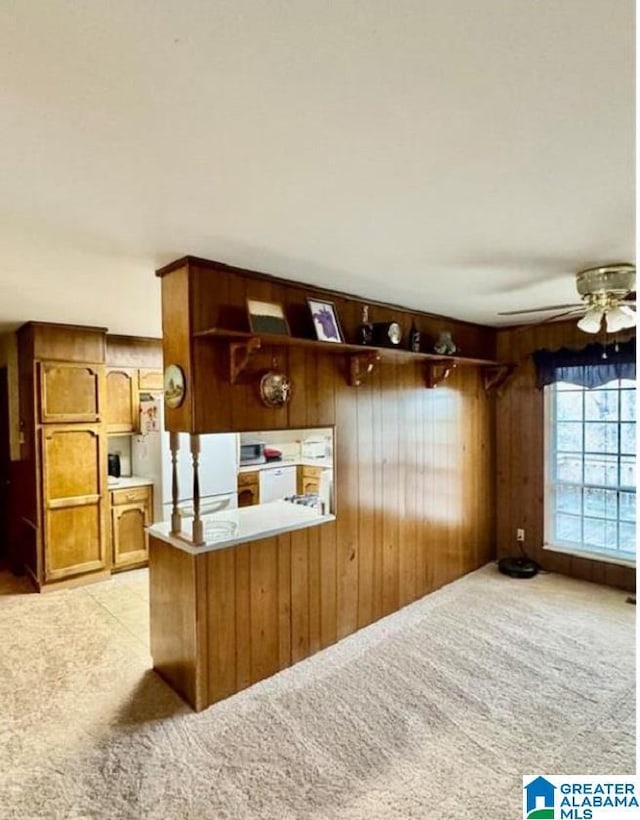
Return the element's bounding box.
[498,263,636,333]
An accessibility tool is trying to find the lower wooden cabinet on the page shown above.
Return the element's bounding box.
[297,465,324,496]
[237,470,259,507]
[110,485,153,570]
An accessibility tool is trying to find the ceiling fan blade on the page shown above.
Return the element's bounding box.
[510,308,587,332]
[498,303,584,316]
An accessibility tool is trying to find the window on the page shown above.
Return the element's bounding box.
[545,378,636,564]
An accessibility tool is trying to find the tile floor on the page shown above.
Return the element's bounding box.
[84,568,151,649]
[0,566,151,651]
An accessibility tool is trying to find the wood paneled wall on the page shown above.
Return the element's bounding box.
[496,321,635,592]
[156,258,496,675]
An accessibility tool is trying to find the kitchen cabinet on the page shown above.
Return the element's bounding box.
[259,465,296,504]
[237,470,259,507]
[110,484,152,570]
[105,368,138,433]
[16,322,110,591]
[15,323,164,591]
[41,424,108,582]
[297,465,324,496]
[39,362,102,423]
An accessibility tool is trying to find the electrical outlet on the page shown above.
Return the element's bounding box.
[516,528,525,542]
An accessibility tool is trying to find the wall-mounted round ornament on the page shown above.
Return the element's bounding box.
[259,370,292,408]
[164,364,186,409]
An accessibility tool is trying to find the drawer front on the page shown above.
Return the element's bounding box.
[138,369,164,391]
[111,486,151,506]
[237,471,259,487]
[302,466,324,479]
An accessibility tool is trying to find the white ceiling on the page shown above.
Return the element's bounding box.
[0,0,634,336]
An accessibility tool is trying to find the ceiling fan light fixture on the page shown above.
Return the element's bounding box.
[605,305,636,333]
[576,263,636,297]
[577,308,604,333]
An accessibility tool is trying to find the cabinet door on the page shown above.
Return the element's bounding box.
[302,477,321,495]
[105,369,137,432]
[238,485,258,507]
[39,362,102,423]
[41,425,107,581]
[111,502,149,568]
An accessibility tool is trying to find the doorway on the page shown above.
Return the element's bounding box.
[0,368,9,565]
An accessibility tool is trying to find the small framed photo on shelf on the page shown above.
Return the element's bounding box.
[247,299,291,335]
[307,298,344,343]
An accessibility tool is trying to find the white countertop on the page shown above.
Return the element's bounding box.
[107,475,154,489]
[148,500,335,555]
[238,457,332,474]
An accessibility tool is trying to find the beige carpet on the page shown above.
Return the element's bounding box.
[0,565,634,819]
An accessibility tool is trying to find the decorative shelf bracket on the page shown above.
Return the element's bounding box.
[425,360,456,388]
[349,351,381,386]
[482,364,517,394]
[229,337,262,384]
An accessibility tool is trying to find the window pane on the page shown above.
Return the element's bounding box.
[585,389,619,421]
[619,492,636,523]
[555,513,581,543]
[619,523,636,554]
[556,422,582,452]
[620,389,635,421]
[557,455,583,483]
[583,517,606,549]
[584,454,618,487]
[557,391,583,421]
[556,485,581,515]
[621,423,635,455]
[584,488,618,518]
[605,520,619,550]
[585,423,617,453]
[620,457,636,488]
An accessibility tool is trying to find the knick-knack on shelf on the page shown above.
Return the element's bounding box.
[408,319,420,352]
[434,331,457,355]
[358,305,373,345]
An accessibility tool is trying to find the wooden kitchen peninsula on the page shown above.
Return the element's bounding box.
[152,255,498,711]
[149,502,335,711]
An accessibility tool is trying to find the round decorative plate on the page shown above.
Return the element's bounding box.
[387,321,402,345]
[259,370,292,407]
[164,364,186,409]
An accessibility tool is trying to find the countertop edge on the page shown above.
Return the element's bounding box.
[148,510,336,555]
[107,476,154,490]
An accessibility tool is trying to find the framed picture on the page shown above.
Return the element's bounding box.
[246,299,290,335]
[307,298,344,343]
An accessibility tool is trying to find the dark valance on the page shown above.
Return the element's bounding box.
[532,340,636,389]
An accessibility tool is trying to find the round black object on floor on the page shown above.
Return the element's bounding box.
[498,556,539,578]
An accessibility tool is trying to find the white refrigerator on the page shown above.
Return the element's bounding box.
[131,399,239,522]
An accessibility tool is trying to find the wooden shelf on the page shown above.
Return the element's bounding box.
[193,327,512,390]
[194,327,370,355]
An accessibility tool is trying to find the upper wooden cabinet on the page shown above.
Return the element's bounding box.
[39,362,102,424]
[105,368,138,433]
